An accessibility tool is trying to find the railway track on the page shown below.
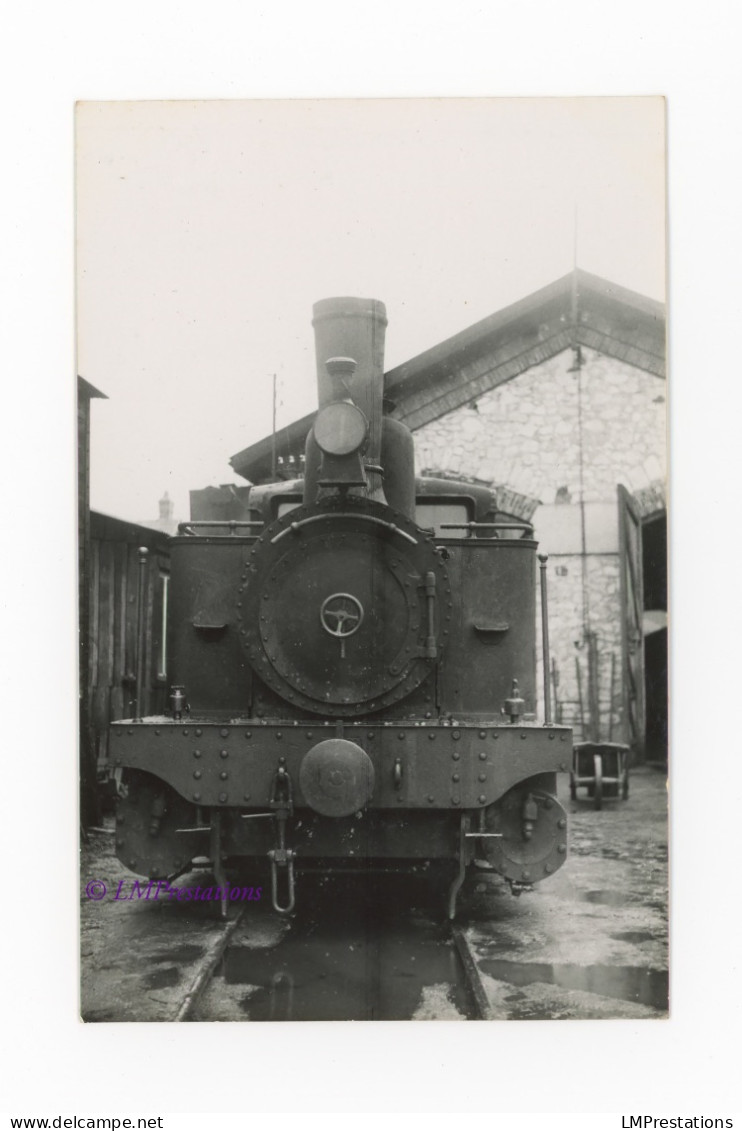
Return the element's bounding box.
[174,907,247,1021]
[450,925,493,1020]
[83,770,668,1023]
[173,872,491,1022]
[171,868,669,1023]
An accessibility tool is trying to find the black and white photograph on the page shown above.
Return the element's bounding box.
[76,97,668,1024]
[7,0,742,1118]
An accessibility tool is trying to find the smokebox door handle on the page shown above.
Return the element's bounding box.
[473,623,509,643]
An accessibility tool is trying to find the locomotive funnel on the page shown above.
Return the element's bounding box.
[305,297,388,503]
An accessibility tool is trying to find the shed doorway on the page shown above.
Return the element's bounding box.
[642,511,668,765]
[618,486,668,763]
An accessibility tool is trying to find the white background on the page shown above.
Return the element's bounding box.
[2,0,741,1123]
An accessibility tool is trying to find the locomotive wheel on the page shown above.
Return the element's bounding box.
[593,753,603,811]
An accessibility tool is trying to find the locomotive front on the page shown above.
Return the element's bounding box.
[109,297,571,916]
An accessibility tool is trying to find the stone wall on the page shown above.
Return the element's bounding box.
[415,346,666,505]
[537,554,624,743]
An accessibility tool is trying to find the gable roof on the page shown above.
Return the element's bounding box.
[78,376,108,401]
[386,269,665,431]
[230,269,665,483]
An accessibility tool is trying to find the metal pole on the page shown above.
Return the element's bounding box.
[271,372,277,480]
[608,651,616,742]
[587,630,600,741]
[575,656,585,740]
[135,546,149,721]
[551,656,560,723]
[538,554,553,725]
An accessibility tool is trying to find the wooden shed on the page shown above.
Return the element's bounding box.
[82,513,171,816]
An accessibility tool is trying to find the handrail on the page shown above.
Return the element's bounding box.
[271,512,418,545]
[439,521,532,538]
[178,520,264,536]
[439,522,532,530]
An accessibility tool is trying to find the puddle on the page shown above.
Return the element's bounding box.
[610,931,657,944]
[222,926,473,1020]
[143,965,181,989]
[216,875,475,1021]
[478,958,668,1012]
[576,889,633,907]
[150,944,205,964]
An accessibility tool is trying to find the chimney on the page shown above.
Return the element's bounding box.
[158,491,174,523]
[304,297,388,504]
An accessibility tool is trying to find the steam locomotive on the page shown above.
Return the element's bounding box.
[109,297,571,917]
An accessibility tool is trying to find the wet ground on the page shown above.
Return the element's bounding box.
[460,764,668,1019]
[193,873,475,1021]
[80,837,233,1022]
[80,764,668,1022]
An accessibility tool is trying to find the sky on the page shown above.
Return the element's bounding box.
[77,97,666,524]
